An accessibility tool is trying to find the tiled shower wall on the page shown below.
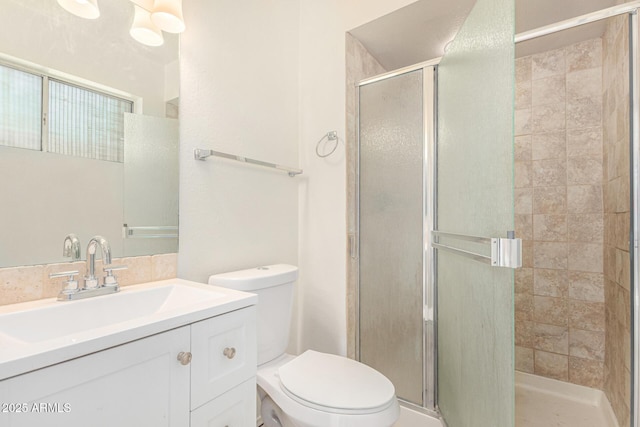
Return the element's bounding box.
[514,39,606,388]
[603,14,631,427]
[345,32,387,360]
[0,253,177,306]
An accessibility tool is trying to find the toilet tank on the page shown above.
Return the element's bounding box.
[208,264,298,366]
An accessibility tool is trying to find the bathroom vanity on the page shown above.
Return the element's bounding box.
[0,279,257,426]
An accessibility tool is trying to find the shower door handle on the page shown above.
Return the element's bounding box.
[431,231,522,269]
[349,233,358,259]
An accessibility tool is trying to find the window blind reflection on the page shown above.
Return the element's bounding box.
[48,79,133,163]
[0,65,42,151]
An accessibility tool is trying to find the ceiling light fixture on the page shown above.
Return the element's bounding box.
[56,0,100,20]
[130,5,165,47]
[151,0,185,34]
[55,0,186,47]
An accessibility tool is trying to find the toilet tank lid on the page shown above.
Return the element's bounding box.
[208,264,298,291]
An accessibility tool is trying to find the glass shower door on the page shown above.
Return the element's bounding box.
[436,0,515,425]
[358,69,425,405]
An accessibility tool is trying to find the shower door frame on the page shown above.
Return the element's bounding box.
[353,60,439,414]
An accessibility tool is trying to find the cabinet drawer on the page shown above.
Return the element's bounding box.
[191,306,257,409]
[190,378,256,427]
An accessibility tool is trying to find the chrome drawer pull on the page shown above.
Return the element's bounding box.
[223,347,236,359]
[177,351,192,365]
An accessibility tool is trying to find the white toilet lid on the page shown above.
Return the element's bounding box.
[277,350,396,413]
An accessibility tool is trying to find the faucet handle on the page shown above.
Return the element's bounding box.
[103,265,127,287]
[49,270,80,295]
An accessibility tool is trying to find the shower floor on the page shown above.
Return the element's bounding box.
[516,372,618,427]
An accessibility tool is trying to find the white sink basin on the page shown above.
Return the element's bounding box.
[0,284,226,343]
[0,279,257,380]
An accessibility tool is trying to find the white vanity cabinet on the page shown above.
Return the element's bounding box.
[0,306,256,427]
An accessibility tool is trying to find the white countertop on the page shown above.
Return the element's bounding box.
[0,279,257,381]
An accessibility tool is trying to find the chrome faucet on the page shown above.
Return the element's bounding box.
[84,235,112,289]
[49,235,127,301]
[62,234,81,261]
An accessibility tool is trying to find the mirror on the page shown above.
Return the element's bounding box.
[0,0,179,267]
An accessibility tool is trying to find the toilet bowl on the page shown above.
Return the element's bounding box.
[257,353,399,427]
[209,264,400,427]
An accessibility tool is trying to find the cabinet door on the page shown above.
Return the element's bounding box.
[190,379,256,427]
[191,306,257,409]
[1,327,190,427]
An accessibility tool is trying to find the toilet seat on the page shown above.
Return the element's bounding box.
[278,350,396,414]
[257,352,400,427]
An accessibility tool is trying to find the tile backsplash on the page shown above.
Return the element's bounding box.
[0,253,177,306]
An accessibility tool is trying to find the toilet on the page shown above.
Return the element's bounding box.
[208,264,400,427]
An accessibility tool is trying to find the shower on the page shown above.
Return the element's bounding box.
[347,0,638,426]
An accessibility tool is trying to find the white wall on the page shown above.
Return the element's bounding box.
[178,0,418,356]
[178,0,300,286]
[296,0,418,356]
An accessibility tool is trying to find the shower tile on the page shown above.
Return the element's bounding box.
[0,265,44,306]
[515,293,533,321]
[533,242,567,270]
[515,346,534,373]
[515,161,533,188]
[533,186,567,214]
[615,287,631,330]
[516,267,534,294]
[614,213,630,250]
[566,127,602,159]
[534,350,568,381]
[569,357,604,389]
[516,214,533,240]
[568,243,603,273]
[566,68,602,102]
[534,269,568,298]
[567,157,602,185]
[532,159,566,187]
[534,323,569,354]
[522,241,534,268]
[566,38,602,73]
[567,97,602,130]
[568,272,604,302]
[515,188,533,214]
[569,301,605,332]
[614,249,630,291]
[567,214,603,243]
[531,131,565,161]
[613,176,630,213]
[533,214,567,242]
[569,329,605,361]
[516,81,532,109]
[532,48,566,80]
[532,103,566,132]
[515,135,532,161]
[516,319,534,347]
[533,296,568,326]
[515,109,532,136]
[516,56,532,83]
[532,75,565,106]
[567,185,602,213]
